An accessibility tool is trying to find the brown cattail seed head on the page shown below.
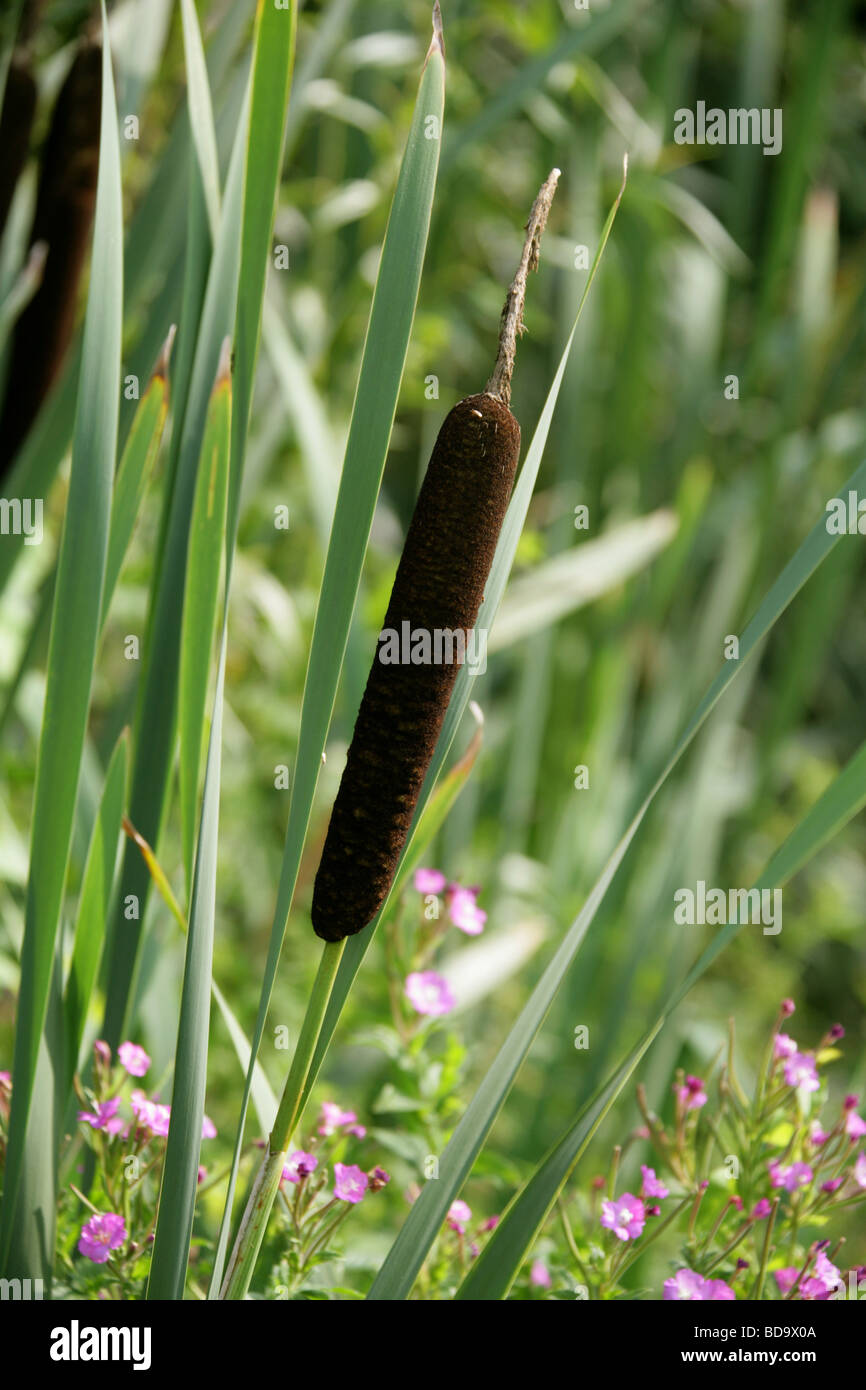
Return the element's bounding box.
[311,393,520,941]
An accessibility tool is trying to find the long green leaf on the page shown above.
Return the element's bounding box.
[0,5,122,1282]
[101,81,249,1046]
[100,332,173,626]
[211,10,445,1295]
[179,343,231,888]
[180,0,221,239]
[63,731,129,1090]
[148,632,228,1300]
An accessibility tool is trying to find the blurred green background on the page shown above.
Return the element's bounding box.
[1,0,865,1277]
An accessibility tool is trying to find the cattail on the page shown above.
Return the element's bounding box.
[0,37,101,476]
[312,169,560,942]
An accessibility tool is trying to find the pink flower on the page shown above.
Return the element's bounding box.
[780,999,796,1017]
[783,1052,819,1092]
[368,1166,390,1192]
[333,1163,368,1204]
[773,1033,798,1059]
[78,1097,124,1135]
[92,1040,111,1068]
[782,1162,813,1193]
[404,970,455,1016]
[480,1215,500,1231]
[414,868,446,895]
[530,1260,551,1288]
[821,1178,843,1193]
[130,1089,170,1137]
[677,1075,707,1110]
[768,1160,785,1189]
[640,1165,669,1200]
[845,1111,866,1139]
[201,1114,217,1140]
[77,1212,127,1264]
[664,1268,705,1300]
[318,1101,358,1136]
[854,1153,866,1189]
[843,1093,859,1111]
[446,1199,472,1234]
[774,1267,799,1294]
[809,1121,829,1146]
[662,1268,736,1300]
[751,1198,772,1219]
[801,1252,843,1300]
[117,1041,151,1077]
[703,1279,735,1301]
[446,885,486,936]
[282,1150,318,1183]
[600,1193,645,1241]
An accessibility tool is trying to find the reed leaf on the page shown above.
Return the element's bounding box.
[0,5,122,1282]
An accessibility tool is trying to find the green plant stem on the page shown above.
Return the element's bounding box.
[751,1198,780,1300]
[219,939,345,1298]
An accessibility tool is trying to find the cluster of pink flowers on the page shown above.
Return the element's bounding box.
[440,1198,505,1264]
[278,1102,390,1208]
[413,869,487,935]
[74,1040,218,1265]
[77,1040,217,1146]
[317,1101,366,1139]
[402,869,488,1019]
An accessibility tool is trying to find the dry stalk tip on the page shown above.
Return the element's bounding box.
[485,167,561,407]
[429,1,445,60]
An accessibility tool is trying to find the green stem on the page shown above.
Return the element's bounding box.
[219,939,346,1298]
[751,1197,779,1300]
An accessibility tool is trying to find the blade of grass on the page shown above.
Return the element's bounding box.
[145,0,300,1296]
[180,0,221,240]
[101,81,249,1047]
[211,7,445,1296]
[179,340,231,889]
[63,730,129,1091]
[147,629,228,1300]
[100,328,173,626]
[227,0,298,550]
[0,4,122,1282]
